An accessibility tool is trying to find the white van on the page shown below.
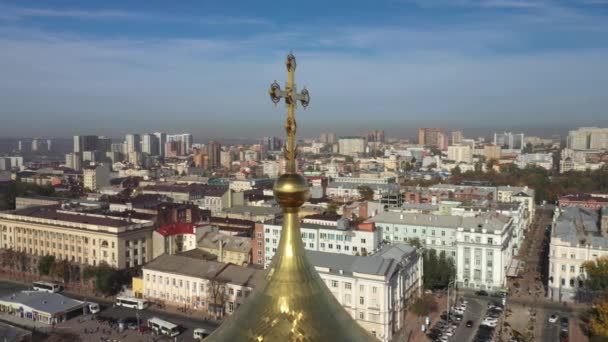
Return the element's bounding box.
[193,328,209,340]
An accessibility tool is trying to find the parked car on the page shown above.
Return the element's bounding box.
[466,320,474,328]
[475,290,489,296]
[548,314,559,323]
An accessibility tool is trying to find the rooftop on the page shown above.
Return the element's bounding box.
[0,291,84,314]
[2,206,151,228]
[197,232,251,253]
[156,222,195,237]
[144,254,263,287]
[367,211,511,233]
[552,206,608,248]
[221,205,282,216]
[306,242,417,277]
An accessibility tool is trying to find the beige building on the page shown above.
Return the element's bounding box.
[447,145,473,164]
[197,232,251,266]
[484,145,502,161]
[83,164,110,191]
[0,206,154,269]
[141,254,263,316]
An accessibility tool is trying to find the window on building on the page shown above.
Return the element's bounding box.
[359,312,364,320]
[359,297,364,305]
[345,282,352,290]
[332,281,338,288]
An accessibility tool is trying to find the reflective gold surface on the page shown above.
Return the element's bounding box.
[204,54,375,341]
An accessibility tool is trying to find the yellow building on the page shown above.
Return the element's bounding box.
[0,206,155,269]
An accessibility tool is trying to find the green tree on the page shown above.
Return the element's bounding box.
[583,256,608,291]
[326,202,339,215]
[38,255,55,276]
[50,259,70,283]
[357,185,375,201]
[589,297,608,338]
[410,295,438,317]
[451,166,462,176]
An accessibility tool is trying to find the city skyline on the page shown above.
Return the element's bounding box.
[0,1,607,137]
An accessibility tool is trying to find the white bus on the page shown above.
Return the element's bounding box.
[148,317,180,337]
[115,296,149,310]
[32,281,63,293]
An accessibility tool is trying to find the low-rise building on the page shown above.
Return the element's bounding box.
[307,243,423,341]
[0,291,85,325]
[197,231,251,266]
[141,254,263,316]
[548,206,608,302]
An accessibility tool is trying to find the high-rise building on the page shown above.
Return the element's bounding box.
[73,135,99,153]
[447,145,473,164]
[97,136,112,152]
[567,127,608,151]
[338,137,366,157]
[208,141,222,168]
[493,132,524,150]
[46,139,52,152]
[365,130,385,143]
[153,132,167,157]
[65,153,82,171]
[451,131,464,145]
[484,145,502,161]
[262,137,283,151]
[125,134,141,153]
[167,133,193,155]
[221,151,233,169]
[142,133,160,156]
[83,163,110,190]
[319,132,337,144]
[31,139,40,152]
[165,141,182,158]
[418,128,448,150]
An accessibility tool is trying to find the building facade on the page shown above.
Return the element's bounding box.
[0,207,154,269]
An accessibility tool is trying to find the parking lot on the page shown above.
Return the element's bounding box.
[425,294,505,342]
[0,279,215,341]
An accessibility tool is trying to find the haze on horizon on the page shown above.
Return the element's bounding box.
[0,0,607,139]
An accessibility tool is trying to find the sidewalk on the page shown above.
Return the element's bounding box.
[393,294,447,342]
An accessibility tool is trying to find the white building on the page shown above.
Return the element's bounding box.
[517,153,554,170]
[83,163,110,191]
[368,210,518,291]
[263,161,279,178]
[142,255,263,316]
[263,218,381,268]
[548,206,608,302]
[455,214,515,291]
[447,145,473,164]
[339,137,366,157]
[497,186,535,218]
[567,127,608,151]
[307,244,423,341]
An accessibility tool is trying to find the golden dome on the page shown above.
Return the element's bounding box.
[203,53,375,341]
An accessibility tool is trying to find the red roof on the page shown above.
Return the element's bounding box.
[156,222,195,236]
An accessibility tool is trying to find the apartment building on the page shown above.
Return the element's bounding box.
[308,243,423,341]
[0,206,154,269]
[496,186,535,218]
[368,211,517,291]
[548,206,608,302]
[262,217,381,268]
[454,214,515,291]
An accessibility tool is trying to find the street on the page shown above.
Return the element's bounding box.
[0,279,218,341]
[451,296,487,342]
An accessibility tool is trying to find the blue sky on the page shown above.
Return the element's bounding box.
[0,0,607,139]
